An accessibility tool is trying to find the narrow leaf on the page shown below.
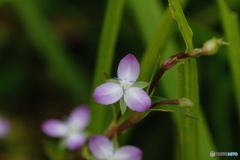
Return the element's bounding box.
[168,0,193,52]
[120,98,127,115]
[89,0,125,133]
[150,96,201,120]
[131,81,149,88]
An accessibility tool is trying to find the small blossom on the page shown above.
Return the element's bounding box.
[41,106,90,150]
[93,54,151,112]
[89,135,142,160]
[202,37,228,55]
[0,117,10,138]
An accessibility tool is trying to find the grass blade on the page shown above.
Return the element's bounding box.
[89,0,125,133]
[217,0,240,127]
[168,0,219,159]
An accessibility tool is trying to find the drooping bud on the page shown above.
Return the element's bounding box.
[178,98,193,108]
[201,37,228,55]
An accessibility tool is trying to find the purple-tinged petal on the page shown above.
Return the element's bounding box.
[117,54,140,81]
[89,135,114,159]
[0,118,10,138]
[65,133,86,150]
[115,146,143,160]
[124,87,151,112]
[67,106,90,131]
[41,119,67,137]
[93,83,123,105]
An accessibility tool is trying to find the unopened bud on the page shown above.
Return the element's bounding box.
[202,37,228,55]
[178,98,193,108]
[188,48,202,58]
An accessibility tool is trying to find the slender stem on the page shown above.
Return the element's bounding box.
[148,68,165,94]
[151,100,179,108]
[149,52,191,94]
[104,100,179,139]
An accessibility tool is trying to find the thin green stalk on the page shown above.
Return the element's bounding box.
[12,0,89,101]
[89,0,125,133]
[217,0,240,127]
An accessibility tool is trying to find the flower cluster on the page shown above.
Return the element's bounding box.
[41,105,143,159]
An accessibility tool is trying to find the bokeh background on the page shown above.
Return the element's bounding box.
[0,0,239,159]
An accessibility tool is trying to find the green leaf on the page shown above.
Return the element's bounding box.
[112,137,119,150]
[168,0,193,52]
[150,97,201,120]
[217,0,240,126]
[120,98,127,115]
[106,79,119,84]
[82,146,98,160]
[89,0,126,133]
[131,81,149,88]
[44,140,66,160]
[139,9,175,81]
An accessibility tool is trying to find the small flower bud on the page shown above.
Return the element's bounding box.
[188,48,202,58]
[178,98,193,108]
[202,37,228,55]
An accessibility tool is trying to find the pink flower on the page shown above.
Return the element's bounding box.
[89,135,142,160]
[93,54,151,113]
[41,106,90,150]
[0,117,10,138]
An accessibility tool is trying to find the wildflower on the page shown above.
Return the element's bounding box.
[93,54,151,112]
[89,135,142,160]
[0,117,10,138]
[41,106,90,150]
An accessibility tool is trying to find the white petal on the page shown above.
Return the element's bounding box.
[115,146,143,160]
[117,54,140,81]
[41,119,67,137]
[124,87,151,112]
[93,83,123,105]
[89,135,114,159]
[67,106,90,131]
[65,133,86,150]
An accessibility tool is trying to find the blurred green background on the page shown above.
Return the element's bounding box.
[0,0,239,159]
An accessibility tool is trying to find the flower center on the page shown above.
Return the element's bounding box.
[115,77,136,94]
[106,155,115,160]
[67,123,78,135]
